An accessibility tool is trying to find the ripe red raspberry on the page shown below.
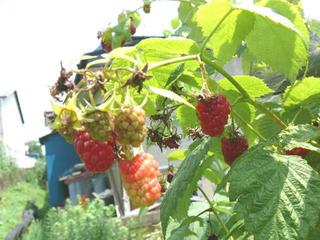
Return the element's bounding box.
[221,136,248,166]
[285,147,309,158]
[130,20,136,35]
[73,131,116,173]
[196,95,231,137]
[119,153,161,207]
[115,106,147,147]
[83,110,114,141]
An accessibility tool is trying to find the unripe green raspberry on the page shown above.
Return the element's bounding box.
[83,110,114,141]
[115,106,147,147]
[56,109,77,143]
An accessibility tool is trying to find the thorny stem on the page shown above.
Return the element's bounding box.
[200,8,234,55]
[201,55,288,129]
[198,187,234,240]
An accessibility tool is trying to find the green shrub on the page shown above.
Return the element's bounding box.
[22,199,129,240]
[0,142,17,173]
[33,158,47,187]
[0,182,47,239]
[20,221,44,240]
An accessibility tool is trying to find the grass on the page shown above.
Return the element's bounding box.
[0,182,48,239]
[129,224,163,240]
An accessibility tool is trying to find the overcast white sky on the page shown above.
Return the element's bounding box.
[0,0,319,142]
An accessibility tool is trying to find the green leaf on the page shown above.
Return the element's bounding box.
[238,3,308,79]
[227,145,320,239]
[136,38,199,56]
[218,75,274,101]
[171,17,180,30]
[203,168,223,185]
[234,3,307,44]
[177,1,204,42]
[165,64,185,87]
[194,0,255,64]
[278,124,320,152]
[210,10,255,65]
[251,113,282,139]
[167,216,204,240]
[257,0,309,43]
[232,103,257,144]
[161,138,213,236]
[166,202,213,240]
[281,106,313,125]
[194,0,232,37]
[176,105,199,133]
[135,38,199,87]
[283,77,320,107]
[309,19,320,37]
[147,86,195,109]
[167,149,187,161]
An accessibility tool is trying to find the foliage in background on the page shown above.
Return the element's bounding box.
[0,182,47,240]
[0,141,17,173]
[22,199,129,240]
[25,140,44,159]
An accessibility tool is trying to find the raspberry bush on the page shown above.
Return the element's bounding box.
[49,0,320,239]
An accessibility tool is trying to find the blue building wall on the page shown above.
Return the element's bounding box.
[40,132,81,206]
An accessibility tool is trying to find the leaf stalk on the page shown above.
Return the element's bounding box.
[198,186,234,240]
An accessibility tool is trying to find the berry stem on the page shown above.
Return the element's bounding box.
[123,87,133,107]
[197,55,210,93]
[200,8,234,56]
[88,91,96,106]
[290,106,303,125]
[198,186,234,240]
[201,55,288,129]
[232,110,266,141]
[231,116,236,132]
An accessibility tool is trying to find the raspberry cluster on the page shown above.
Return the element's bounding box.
[119,153,161,207]
[221,136,248,166]
[196,95,231,137]
[73,131,116,173]
[115,106,147,147]
[83,110,114,141]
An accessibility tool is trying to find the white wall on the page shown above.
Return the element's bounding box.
[0,93,32,167]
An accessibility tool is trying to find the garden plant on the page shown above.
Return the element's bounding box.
[49,0,320,239]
